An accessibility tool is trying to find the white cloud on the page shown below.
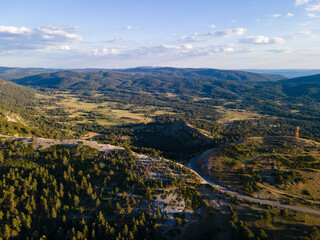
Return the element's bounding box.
[49,45,71,51]
[104,37,128,44]
[233,28,247,35]
[162,44,193,52]
[92,48,120,56]
[207,47,235,55]
[108,43,236,59]
[162,44,181,50]
[180,33,203,42]
[308,12,320,17]
[190,45,235,56]
[306,2,320,11]
[296,0,320,13]
[272,14,282,18]
[0,25,83,51]
[209,27,246,37]
[0,26,32,35]
[37,26,83,41]
[184,44,193,49]
[223,47,234,53]
[126,25,133,30]
[295,0,311,6]
[286,13,294,17]
[210,24,216,29]
[58,45,70,51]
[239,35,285,44]
[179,27,246,43]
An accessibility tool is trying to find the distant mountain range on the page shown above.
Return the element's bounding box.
[2,66,320,100]
[0,66,59,80]
[0,66,285,81]
[244,69,320,78]
[9,68,285,100]
[113,67,285,81]
[2,66,320,81]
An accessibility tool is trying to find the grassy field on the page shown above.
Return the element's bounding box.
[198,136,320,210]
[215,105,263,124]
[37,91,175,127]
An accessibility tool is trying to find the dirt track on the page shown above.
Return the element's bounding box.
[2,133,320,215]
[189,156,320,216]
[0,134,124,152]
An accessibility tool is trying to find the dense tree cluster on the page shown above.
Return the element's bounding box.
[0,139,201,239]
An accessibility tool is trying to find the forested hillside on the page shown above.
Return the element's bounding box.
[0,67,57,81]
[5,69,320,161]
[0,79,33,110]
[278,74,320,98]
[0,138,202,239]
[0,79,70,138]
[1,67,320,239]
[11,69,280,99]
[114,67,285,81]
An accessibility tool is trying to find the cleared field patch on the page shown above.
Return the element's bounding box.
[110,109,152,122]
[41,92,175,127]
[166,93,178,98]
[193,97,212,101]
[216,106,263,124]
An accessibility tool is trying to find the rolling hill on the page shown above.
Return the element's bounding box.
[114,67,285,82]
[1,66,285,82]
[244,69,320,78]
[0,79,40,135]
[278,73,320,98]
[196,136,320,207]
[0,79,70,138]
[0,66,59,80]
[0,79,38,115]
[11,69,284,100]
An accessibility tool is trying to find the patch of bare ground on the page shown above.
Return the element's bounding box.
[81,132,104,140]
[215,106,263,124]
[6,116,17,122]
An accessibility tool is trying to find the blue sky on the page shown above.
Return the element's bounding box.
[0,0,320,69]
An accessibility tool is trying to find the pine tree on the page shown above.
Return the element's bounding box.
[74,195,80,208]
[122,225,128,236]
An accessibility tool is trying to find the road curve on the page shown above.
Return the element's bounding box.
[2,134,320,216]
[189,156,320,216]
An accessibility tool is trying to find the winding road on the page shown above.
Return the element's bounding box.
[2,134,320,216]
[189,156,320,216]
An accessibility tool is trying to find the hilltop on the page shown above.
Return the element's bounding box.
[277,73,320,98]
[196,136,320,209]
[0,66,58,80]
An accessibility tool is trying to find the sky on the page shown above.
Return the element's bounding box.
[0,0,320,69]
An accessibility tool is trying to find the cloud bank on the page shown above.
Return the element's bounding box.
[0,25,82,51]
[239,36,285,44]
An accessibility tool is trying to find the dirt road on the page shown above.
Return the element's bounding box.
[2,134,320,216]
[189,156,320,216]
